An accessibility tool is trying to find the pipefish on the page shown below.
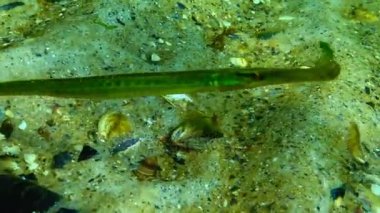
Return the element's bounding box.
[0,42,340,99]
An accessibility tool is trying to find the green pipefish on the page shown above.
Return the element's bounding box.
[0,42,340,99]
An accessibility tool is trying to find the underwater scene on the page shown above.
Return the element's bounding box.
[0,0,379,212]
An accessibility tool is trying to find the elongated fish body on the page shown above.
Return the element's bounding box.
[0,42,340,99]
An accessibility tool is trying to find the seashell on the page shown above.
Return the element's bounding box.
[169,111,222,149]
[346,122,366,164]
[98,112,132,141]
[133,156,161,180]
[163,94,193,111]
[111,138,139,155]
[170,121,204,145]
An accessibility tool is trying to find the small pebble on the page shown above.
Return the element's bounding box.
[252,0,269,4]
[46,119,55,127]
[24,153,39,171]
[278,15,295,21]
[78,145,98,161]
[330,185,346,200]
[4,109,14,118]
[331,185,346,208]
[173,153,186,165]
[0,119,14,139]
[371,184,380,196]
[2,145,21,156]
[230,57,248,68]
[157,38,165,44]
[222,20,231,28]
[151,53,161,62]
[18,120,27,130]
[256,31,277,40]
[37,127,52,141]
[52,151,73,168]
[176,2,186,9]
[374,148,380,157]
[364,86,371,95]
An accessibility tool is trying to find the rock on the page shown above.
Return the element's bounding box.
[24,153,39,171]
[371,184,380,196]
[229,57,248,68]
[17,120,27,130]
[0,174,60,212]
[151,53,161,62]
[330,185,346,200]
[0,119,14,139]
[77,145,98,161]
[52,151,73,168]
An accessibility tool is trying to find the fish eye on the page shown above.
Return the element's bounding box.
[251,72,264,80]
